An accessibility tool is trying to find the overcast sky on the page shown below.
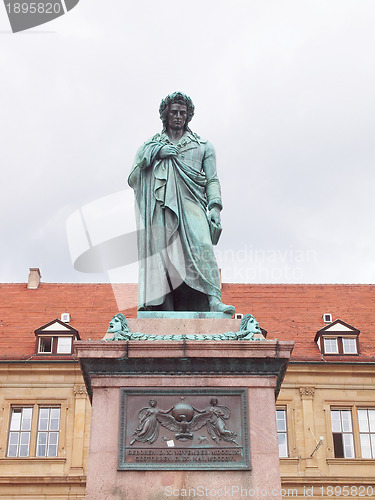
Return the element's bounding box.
[1,0,375,285]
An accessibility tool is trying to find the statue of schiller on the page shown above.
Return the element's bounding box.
[128,92,235,314]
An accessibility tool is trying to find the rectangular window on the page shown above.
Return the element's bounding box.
[324,338,338,354]
[342,337,357,354]
[331,409,355,458]
[56,337,72,354]
[36,407,61,457]
[276,408,288,457]
[358,409,375,459]
[7,407,33,457]
[38,337,53,353]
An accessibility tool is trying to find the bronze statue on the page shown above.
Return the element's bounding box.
[128,92,235,314]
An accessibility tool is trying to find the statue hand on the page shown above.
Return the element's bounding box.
[209,206,221,226]
[159,145,179,159]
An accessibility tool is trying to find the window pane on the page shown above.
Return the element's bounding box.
[21,408,33,431]
[39,414,49,431]
[38,432,47,445]
[368,410,375,433]
[333,433,344,458]
[331,411,342,432]
[278,433,288,458]
[342,338,357,354]
[37,444,46,457]
[343,433,355,458]
[19,432,30,457]
[50,408,60,431]
[50,408,60,420]
[371,434,375,458]
[7,444,18,457]
[276,409,288,457]
[36,432,47,457]
[19,445,29,457]
[276,410,286,431]
[341,411,353,432]
[358,410,369,432]
[324,338,338,353]
[47,432,59,457]
[10,410,22,431]
[57,337,72,354]
[49,432,58,445]
[7,433,19,457]
[48,444,58,457]
[360,434,372,458]
[39,337,53,353]
[9,432,19,445]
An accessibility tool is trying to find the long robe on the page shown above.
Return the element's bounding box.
[128,130,223,310]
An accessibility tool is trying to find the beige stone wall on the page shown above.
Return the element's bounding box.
[0,362,90,499]
[278,363,375,499]
[1,360,374,499]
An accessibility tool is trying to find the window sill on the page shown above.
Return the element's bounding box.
[1,457,66,462]
[327,458,375,465]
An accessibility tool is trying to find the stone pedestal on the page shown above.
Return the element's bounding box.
[75,319,293,500]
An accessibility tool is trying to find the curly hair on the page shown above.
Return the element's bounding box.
[239,314,258,332]
[159,91,195,130]
[114,313,129,333]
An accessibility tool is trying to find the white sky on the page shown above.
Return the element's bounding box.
[1,0,375,284]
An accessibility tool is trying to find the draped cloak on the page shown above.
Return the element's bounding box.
[128,130,223,310]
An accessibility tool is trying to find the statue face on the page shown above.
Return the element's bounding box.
[107,316,122,333]
[167,103,187,131]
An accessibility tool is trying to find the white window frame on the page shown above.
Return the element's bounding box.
[342,337,357,354]
[38,336,53,354]
[6,403,63,458]
[358,408,375,459]
[56,337,72,354]
[276,408,288,458]
[331,409,355,458]
[36,407,61,457]
[7,407,33,457]
[324,337,339,354]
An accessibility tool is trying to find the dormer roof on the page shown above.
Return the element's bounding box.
[314,319,360,342]
[34,318,80,338]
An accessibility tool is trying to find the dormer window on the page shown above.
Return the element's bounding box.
[38,337,53,353]
[323,338,339,354]
[34,319,79,356]
[342,337,358,354]
[315,319,360,356]
[57,337,72,354]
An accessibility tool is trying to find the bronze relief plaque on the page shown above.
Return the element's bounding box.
[118,388,250,470]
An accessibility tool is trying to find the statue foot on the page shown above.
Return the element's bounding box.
[209,297,235,315]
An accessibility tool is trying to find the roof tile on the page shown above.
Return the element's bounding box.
[1,283,374,362]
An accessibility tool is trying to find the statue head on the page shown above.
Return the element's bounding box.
[159,91,195,131]
[107,313,129,334]
[239,314,262,334]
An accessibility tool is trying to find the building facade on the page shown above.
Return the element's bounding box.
[0,272,374,499]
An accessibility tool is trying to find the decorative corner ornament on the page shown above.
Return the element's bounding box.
[299,387,315,398]
[73,385,87,396]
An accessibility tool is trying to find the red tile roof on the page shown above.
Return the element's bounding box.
[0,283,374,363]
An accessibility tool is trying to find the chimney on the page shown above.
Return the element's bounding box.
[27,268,41,289]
